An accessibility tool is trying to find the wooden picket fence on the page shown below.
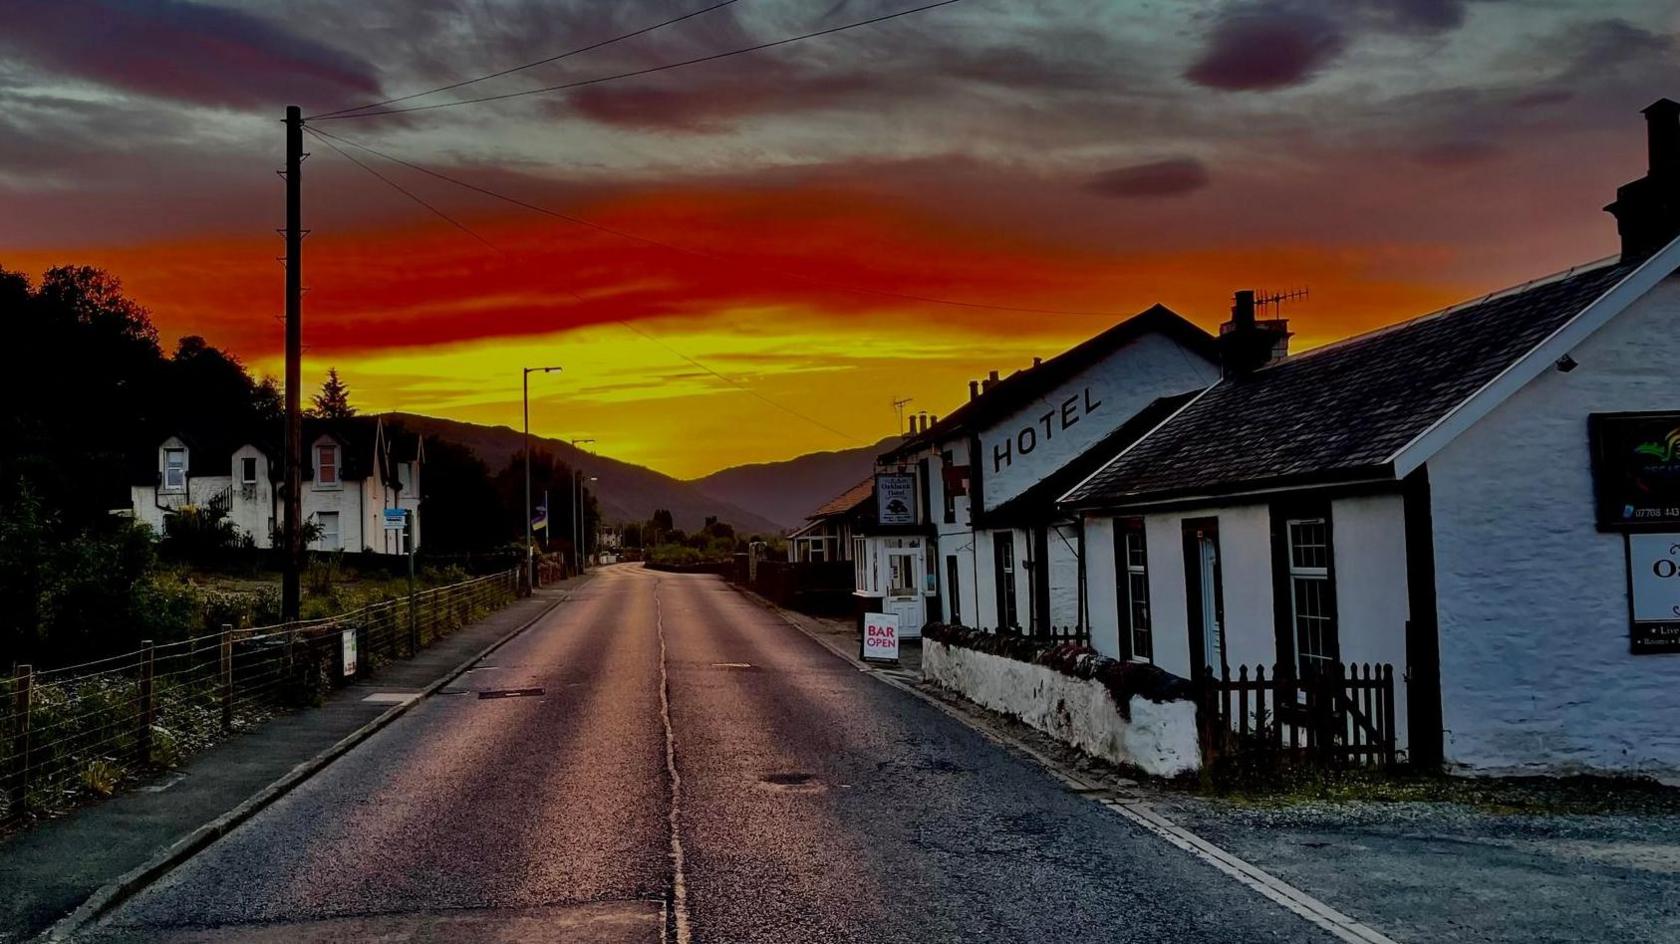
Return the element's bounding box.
[1199,662,1398,769]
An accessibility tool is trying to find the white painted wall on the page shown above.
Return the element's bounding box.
[1428,275,1680,776]
[978,332,1217,510]
[1048,523,1081,629]
[1330,494,1411,750]
[923,640,1201,777]
[1082,515,1120,657]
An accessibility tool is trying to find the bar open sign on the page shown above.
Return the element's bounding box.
[863,612,900,663]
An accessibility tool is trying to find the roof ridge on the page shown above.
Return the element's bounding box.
[1253,254,1623,371]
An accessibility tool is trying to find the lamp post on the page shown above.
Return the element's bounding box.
[568,437,595,575]
[578,474,599,571]
[523,366,562,588]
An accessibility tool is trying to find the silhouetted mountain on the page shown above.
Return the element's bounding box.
[688,436,902,530]
[387,413,785,536]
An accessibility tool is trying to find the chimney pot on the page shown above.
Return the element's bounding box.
[1645,98,1680,175]
[968,380,980,401]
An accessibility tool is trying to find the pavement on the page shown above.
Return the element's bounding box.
[69,565,1341,943]
[0,578,578,944]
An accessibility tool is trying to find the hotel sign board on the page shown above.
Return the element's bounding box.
[876,474,916,526]
[1627,533,1680,654]
[1590,412,1680,529]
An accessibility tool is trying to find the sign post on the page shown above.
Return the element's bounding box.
[862,612,900,663]
[341,627,358,678]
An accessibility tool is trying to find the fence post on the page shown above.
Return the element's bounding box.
[10,665,32,815]
[220,625,233,733]
[1382,664,1397,767]
[137,641,155,765]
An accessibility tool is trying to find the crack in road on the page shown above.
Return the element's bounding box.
[654,577,692,944]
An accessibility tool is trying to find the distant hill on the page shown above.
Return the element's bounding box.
[387,413,785,536]
[688,436,902,531]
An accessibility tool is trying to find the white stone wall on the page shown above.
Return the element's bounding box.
[923,640,1201,777]
[978,332,1218,510]
[1428,275,1680,776]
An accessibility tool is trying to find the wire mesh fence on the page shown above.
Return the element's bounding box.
[1,569,520,831]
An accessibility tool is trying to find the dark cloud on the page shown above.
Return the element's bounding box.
[1184,3,1346,91]
[0,0,379,109]
[567,63,886,133]
[1083,158,1211,199]
[1362,0,1471,33]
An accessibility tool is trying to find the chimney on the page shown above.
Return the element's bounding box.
[982,369,1001,393]
[968,380,980,401]
[1606,98,1680,261]
[1218,290,1292,378]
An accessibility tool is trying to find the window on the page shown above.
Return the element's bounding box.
[240,457,258,485]
[1116,520,1152,661]
[1287,517,1337,676]
[888,551,916,596]
[163,447,187,491]
[993,531,1018,630]
[807,537,827,563]
[946,555,961,624]
[316,511,341,551]
[315,444,339,487]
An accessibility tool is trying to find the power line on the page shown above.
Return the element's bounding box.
[309,0,743,120]
[303,126,867,445]
[311,0,971,120]
[307,125,1130,319]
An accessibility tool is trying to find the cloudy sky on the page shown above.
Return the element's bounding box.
[2,0,1677,476]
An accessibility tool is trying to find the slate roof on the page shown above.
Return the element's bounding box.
[881,305,1217,461]
[1062,259,1638,508]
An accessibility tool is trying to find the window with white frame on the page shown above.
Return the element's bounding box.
[316,511,341,551]
[163,447,187,491]
[1117,521,1152,661]
[853,537,868,589]
[315,443,339,487]
[240,456,258,485]
[1287,517,1337,676]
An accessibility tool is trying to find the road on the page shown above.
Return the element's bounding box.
[87,565,1333,943]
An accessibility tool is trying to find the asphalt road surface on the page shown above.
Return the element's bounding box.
[87,566,1335,943]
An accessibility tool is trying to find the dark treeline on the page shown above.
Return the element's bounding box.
[0,264,597,665]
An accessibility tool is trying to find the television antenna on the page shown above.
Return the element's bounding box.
[1255,288,1309,319]
[892,396,914,433]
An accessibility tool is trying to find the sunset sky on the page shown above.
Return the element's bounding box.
[3,0,1677,476]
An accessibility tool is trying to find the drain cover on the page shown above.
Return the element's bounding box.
[478,688,544,699]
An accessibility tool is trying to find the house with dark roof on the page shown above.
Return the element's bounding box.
[1060,100,1680,776]
[785,477,873,564]
[129,414,424,555]
[857,305,1220,638]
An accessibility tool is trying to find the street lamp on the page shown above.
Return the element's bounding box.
[569,437,595,575]
[578,474,599,571]
[523,366,562,587]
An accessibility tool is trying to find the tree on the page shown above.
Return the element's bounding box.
[311,367,356,419]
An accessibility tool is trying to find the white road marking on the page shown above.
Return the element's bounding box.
[360,692,419,705]
[654,579,693,944]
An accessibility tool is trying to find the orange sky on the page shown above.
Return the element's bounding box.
[2,1,1672,476]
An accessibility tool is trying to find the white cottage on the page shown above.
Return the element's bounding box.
[859,306,1220,638]
[1062,100,1680,777]
[130,414,423,555]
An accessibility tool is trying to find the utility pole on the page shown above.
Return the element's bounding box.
[281,105,304,621]
[568,438,594,576]
[523,366,562,588]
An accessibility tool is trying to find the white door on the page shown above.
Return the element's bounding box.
[886,549,923,633]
